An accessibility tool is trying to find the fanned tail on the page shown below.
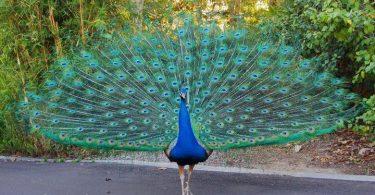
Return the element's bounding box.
[18,15,363,151]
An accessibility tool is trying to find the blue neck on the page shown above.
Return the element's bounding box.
[176,99,199,147]
[167,98,209,165]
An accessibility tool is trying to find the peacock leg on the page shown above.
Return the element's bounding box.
[184,164,195,195]
[178,165,185,195]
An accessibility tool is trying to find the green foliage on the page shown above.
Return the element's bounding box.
[0,0,133,156]
[267,0,374,134]
[351,96,375,134]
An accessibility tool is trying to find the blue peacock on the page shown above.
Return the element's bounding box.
[19,16,362,194]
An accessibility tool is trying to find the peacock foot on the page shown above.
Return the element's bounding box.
[183,185,193,195]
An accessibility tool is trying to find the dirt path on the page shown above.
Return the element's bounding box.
[102,130,374,175]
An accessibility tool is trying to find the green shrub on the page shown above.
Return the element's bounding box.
[0,0,131,156]
[267,0,374,134]
[351,96,375,134]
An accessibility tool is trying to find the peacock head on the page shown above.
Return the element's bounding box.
[179,88,188,101]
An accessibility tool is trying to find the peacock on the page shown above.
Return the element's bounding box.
[19,15,363,195]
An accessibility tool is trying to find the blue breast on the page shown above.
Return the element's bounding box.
[168,99,208,166]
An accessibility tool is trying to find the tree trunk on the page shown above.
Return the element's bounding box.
[132,0,144,29]
[48,6,63,57]
[79,0,86,45]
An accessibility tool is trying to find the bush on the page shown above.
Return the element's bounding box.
[0,0,129,156]
[351,96,375,134]
[267,0,374,134]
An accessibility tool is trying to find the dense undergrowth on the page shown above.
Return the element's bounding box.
[271,0,374,135]
[0,0,373,156]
